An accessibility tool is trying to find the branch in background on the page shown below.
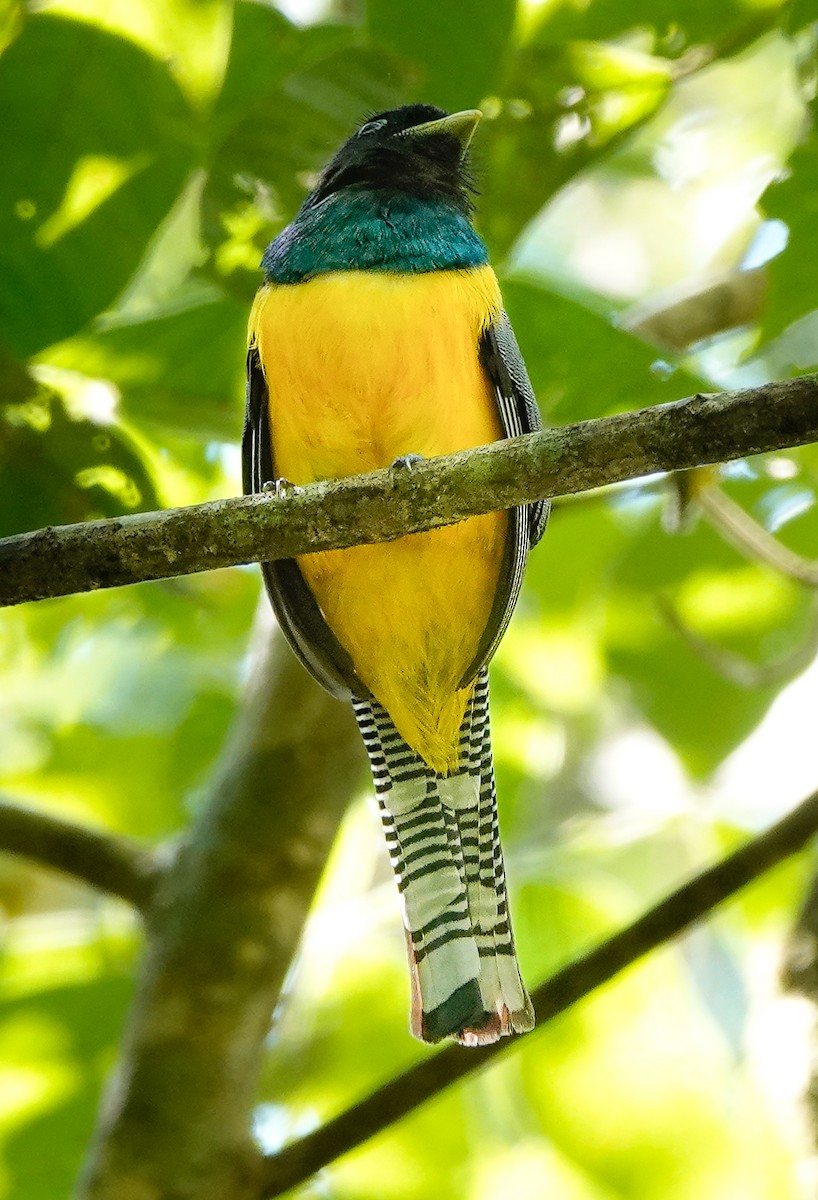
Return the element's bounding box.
[623,268,767,351]
[782,858,818,1159]
[261,785,818,1198]
[783,873,818,998]
[76,611,365,1200]
[0,795,159,910]
[699,483,818,587]
[2,377,817,608]
[657,593,818,688]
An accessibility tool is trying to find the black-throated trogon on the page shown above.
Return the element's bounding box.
[244,105,547,1045]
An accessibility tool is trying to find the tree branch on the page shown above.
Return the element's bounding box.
[261,784,818,1198]
[699,483,818,586]
[2,376,817,608]
[76,612,365,1200]
[0,795,159,909]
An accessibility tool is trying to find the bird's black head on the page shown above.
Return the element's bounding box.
[306,104,481,212]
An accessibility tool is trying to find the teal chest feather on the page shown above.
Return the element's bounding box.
[262,190,488,283]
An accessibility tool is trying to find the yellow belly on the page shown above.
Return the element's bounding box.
[250,267,506,773]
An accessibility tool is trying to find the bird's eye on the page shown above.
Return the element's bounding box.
[357,118,387,137]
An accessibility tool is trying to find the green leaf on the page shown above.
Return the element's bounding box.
[367,0,517,111]
[0,381,159,538]
[0,956,133,1199]
[607,505,812,773]
[519,949,797,1198]
[499,277,705,422]
[0,575,256,838]
[211,2,352,138]
[44,296,248,441]
[761,132,818,342]
[568,42,673,91]
[0,13,196,356]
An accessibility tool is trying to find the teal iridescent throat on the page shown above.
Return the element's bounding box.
[262,190,488,283]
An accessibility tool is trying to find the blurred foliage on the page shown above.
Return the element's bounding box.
[1,0,818,1196]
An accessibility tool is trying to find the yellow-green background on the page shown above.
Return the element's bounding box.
[1,0,818,1195]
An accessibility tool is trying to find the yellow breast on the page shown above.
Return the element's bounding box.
[249,266,507,773]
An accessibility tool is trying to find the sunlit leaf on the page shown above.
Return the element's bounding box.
[0,14,196,356]
[0,381,159,537]
[43,296,248,441]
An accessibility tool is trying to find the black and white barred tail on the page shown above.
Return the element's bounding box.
[353,667,534,1045]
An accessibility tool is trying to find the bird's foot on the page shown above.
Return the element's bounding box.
[389,453,426,473]
[262,477,300,498]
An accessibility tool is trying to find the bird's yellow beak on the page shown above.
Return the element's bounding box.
[402,109,482,157]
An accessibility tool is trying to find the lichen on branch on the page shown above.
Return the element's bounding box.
[1,376,817,608]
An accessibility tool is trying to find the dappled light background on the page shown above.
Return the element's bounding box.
[1,0,818,1196]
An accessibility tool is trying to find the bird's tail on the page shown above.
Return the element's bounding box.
[353,668,534,1045]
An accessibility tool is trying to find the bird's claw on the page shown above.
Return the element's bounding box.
[389,453,426,473]
[262,477,300,498]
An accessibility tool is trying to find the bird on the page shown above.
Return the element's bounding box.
[243,104,548,1046]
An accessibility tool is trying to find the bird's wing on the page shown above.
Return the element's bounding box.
[457,312,550,688]
[243,346,368,700]
[481,311,549,545]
